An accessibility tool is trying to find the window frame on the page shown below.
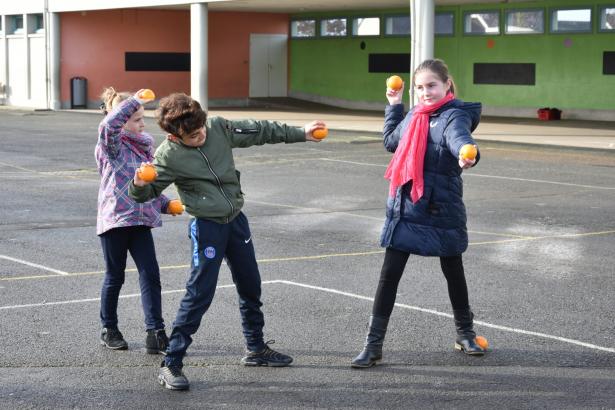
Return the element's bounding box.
[549,7,593,34]
[320,17,349,38]
[383,14,411,37]
[504,8,545,35]
[290,18,317,39]
[598,5,615,32]
[351,16,381,38]
[463,10,501,36]
[435,11,455,36]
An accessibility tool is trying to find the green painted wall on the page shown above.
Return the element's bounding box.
[290,1,615,112]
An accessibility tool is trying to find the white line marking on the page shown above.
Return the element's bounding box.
[0,283,239,310]
[0,254,69,276]
[2,278,612,354]
[318,158,615,190]
[272,280,615,354]
[466,173,615,191]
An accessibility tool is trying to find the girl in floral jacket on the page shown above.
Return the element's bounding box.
[95,87,172,354]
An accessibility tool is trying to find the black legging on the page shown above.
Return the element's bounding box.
[372,247,470,318]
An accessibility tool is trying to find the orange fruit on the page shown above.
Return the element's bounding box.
[386,75,403,91]
[460,144,477,160]
[313,128,328,140]
[475,335,489,350]
[167,199,184,215]
[137,164,157,182]
[138,89,155,100]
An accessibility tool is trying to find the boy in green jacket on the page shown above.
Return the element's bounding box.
[129,93,325,390]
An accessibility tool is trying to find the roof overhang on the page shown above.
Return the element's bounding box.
[26,0,536,14]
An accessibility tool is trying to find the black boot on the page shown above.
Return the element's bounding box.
[351,315,389,368]
[453,309,485,356]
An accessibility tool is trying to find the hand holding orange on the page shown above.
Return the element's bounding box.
[386,75,403,91]
[167,199,184,215]
[475,335,489,350]
[312,128,328,140]
[137,163,157,183]
[138,89,156,101]
[459,144,477,161]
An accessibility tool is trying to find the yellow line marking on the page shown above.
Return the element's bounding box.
[3,229,614,282]
[469,230,535,239]
[0,161,94,180]
[0,250,386,282]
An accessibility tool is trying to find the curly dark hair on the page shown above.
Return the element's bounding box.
[155,93,207,137]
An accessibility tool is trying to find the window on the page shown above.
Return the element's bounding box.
[33,14,44,34]
[9,15,24,35]
[291,20,316,38]
[550,8,592,33]
[435,12,454,35]
[321,18,347,37]
[353,17,380,36]
[464,11,500,35]
[385,15,410,36]
[599,7,615,31]
[505,9,544,34]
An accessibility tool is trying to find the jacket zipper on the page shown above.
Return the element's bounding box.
[196,147,234,223]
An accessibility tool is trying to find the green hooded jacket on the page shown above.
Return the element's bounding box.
[129,116,306,224]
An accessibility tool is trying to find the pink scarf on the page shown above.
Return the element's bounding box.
[384,92,455,202]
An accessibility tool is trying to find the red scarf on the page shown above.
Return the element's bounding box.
[384,92,455,202]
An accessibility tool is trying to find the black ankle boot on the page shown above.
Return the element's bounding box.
[453,309,485,356]
[351,315,389,368]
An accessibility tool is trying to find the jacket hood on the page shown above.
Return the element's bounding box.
[440,99,482,132]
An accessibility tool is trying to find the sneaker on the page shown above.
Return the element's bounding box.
[240,340,293,367]
[158,360,189,390]
[100,327,128,350]
[145,329,169,355]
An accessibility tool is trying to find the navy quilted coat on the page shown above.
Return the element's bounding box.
[380,99,481,257]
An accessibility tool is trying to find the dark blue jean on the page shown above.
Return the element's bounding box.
[99,226,164,330]
[165,212,265,367]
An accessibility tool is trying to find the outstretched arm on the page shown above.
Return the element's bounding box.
[220,117,327,148]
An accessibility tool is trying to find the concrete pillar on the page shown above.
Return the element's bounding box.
[48,12,61,110]
[409,0,435,107]
[1,15,7,102]
[190,3,208,111]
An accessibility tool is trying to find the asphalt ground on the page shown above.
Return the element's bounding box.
[0,109,614,409]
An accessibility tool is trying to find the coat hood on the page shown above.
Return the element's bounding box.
[439,99,481,132]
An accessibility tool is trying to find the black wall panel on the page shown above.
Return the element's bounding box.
[603,52,615,75]
[368,53,411,73]
[125,52,190,71]
[473,63,535,85]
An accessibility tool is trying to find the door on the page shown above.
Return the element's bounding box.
[249,34,287,97]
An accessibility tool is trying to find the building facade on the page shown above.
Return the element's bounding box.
[1,0,614,120]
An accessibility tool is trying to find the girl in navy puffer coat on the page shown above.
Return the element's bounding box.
[352,59,486,369]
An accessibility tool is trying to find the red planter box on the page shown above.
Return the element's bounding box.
[537,108,561,121]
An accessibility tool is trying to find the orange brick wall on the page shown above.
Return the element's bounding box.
[60,9,289,105]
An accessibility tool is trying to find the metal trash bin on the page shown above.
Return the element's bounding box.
[70,77,87,108]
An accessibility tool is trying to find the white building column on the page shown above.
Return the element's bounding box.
[409,0,435,107]
[190,3,208,110]
[1,15,7,102]
[48,12,61,110]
